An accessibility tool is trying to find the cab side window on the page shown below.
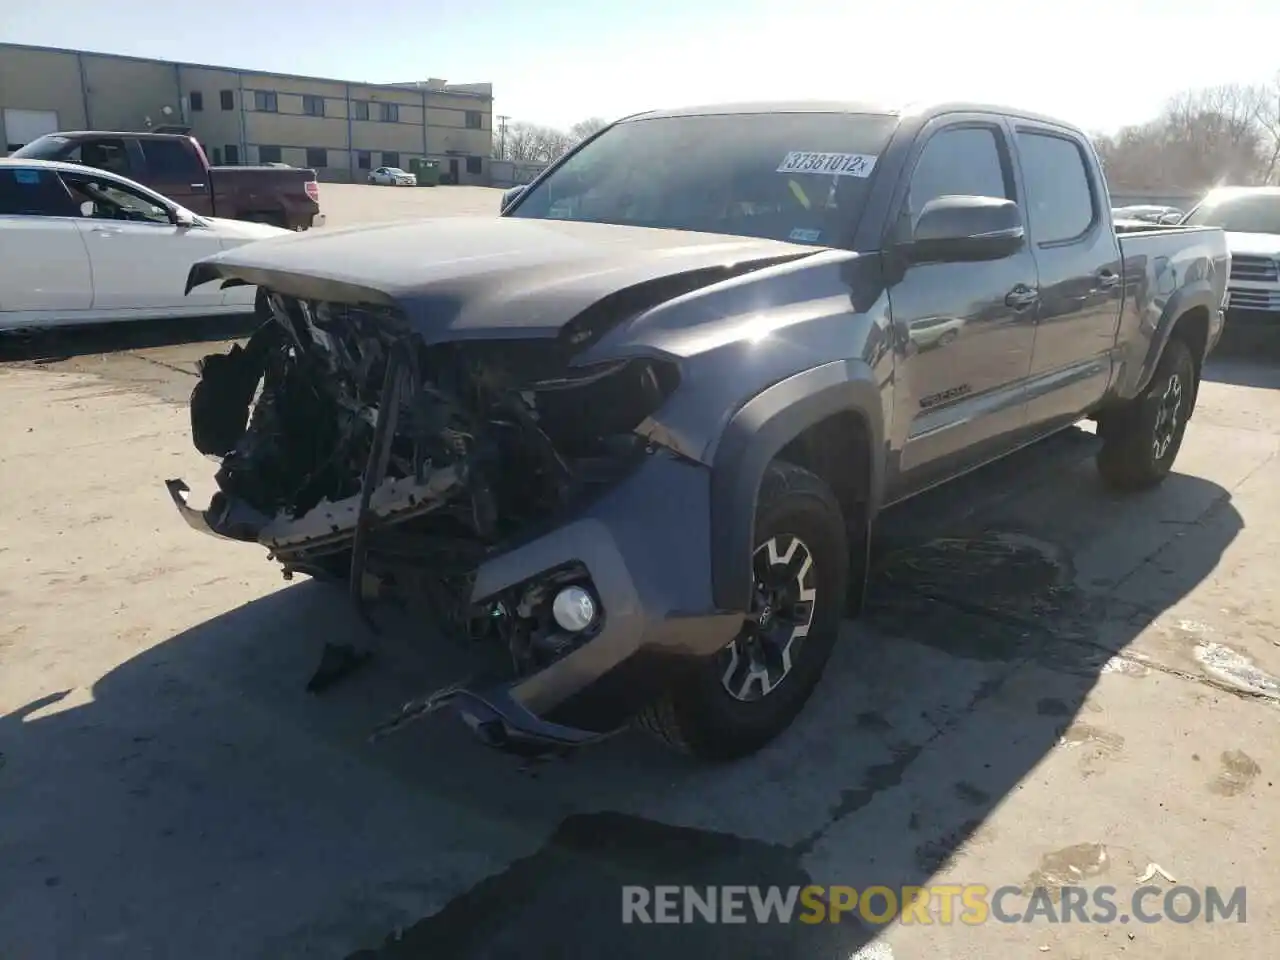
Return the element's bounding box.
[904,126,1012,228]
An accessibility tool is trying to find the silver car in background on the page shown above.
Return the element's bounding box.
[368,166,417,186]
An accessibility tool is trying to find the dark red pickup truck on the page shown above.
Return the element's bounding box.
[12,131,324,231]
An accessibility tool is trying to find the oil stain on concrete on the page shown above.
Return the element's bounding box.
[1209,749,1261,796]
[867,530,1076,663]
[1022,842,1110,901]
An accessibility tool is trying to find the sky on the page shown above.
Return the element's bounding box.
[3,0,1280,134]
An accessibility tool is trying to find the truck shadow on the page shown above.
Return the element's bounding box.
[1,428,1241,959]
[0,315,256,363]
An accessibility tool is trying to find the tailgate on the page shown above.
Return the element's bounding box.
[208,165,321,225]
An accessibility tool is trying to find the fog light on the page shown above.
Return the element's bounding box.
[551,586,597,632]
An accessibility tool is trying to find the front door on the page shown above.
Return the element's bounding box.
[885,118,1040,500]
[61,170,225,312]
[448,158,460,183]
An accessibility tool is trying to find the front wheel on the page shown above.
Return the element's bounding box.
[1096,337,1196,491]
[637,460,849,760]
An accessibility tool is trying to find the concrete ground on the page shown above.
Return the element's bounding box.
[317,182,507,226]
[1,189,1278,958]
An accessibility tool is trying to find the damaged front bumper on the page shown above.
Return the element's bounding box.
[170,450,740,750]
[167,439,740,754]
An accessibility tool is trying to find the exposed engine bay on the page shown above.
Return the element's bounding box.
[176,290,680,688]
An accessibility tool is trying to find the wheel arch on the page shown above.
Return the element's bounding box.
[1118,283,1217,403]
[709,360,885,612]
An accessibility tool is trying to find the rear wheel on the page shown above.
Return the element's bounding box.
[1096,337,1196,491]
[637,460,848,760]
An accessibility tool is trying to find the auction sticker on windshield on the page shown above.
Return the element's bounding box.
[777,152,877,177]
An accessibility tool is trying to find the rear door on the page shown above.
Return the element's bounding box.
[0,166,93,319]
[1011,123,1123,427]
[60,170,226,312]
[137,138,213,214]
[884,115,1040,496]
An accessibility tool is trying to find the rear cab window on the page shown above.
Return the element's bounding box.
[1014,130,1098,243]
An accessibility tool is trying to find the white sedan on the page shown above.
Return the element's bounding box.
[0,158,290,331]
[367,166,417,186]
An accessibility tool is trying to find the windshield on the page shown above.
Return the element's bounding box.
[9,135,72,160]
[506,111,899,246]
[1182,193,1280,234]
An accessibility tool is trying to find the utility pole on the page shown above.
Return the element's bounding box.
[497,114,510,159]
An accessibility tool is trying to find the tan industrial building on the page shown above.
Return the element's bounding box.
[0,42,495,184]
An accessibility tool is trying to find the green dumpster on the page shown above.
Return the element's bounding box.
[410,158,441,186]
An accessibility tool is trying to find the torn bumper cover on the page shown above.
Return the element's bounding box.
[168,450,741,751]
[165,281,742,753]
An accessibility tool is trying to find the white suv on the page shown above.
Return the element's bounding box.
[1182,187,1280,319]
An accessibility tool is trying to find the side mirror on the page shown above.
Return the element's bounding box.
[172,208,196,227]
[907,195,1025,263]
[79,200,97,217]
[500,184,526,212]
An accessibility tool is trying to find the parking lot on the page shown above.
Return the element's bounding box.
[2,184,1278,959]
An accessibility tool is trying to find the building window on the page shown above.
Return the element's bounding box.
[381,151,400,167]
[212,146,223,165]
[465,111,482,130]
[305,147,328,169]
[303,95,325,118]
[189,91,204,112]
[353,100,370,121]
[357,151,372,170]
[254,91,278,112]
[257,145,282,164]
[220,90,235,111]
[225,144,240,164]
[466,155,483,175]
[379,102,399,123]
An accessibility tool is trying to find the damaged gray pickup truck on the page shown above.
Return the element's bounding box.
[168,101,1229,761]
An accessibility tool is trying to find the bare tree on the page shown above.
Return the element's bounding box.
[491,116,614,163]
[569,117,609,141]
[1250,71,1280,184]
[1092,82,1273,193]
[498,122,577,163]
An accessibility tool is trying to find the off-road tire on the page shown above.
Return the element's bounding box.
[1096,337,1197,492]
[637,460,849,761]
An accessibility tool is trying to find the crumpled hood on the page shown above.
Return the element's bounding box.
[185,216,818,345]
[1224,231,1280,258]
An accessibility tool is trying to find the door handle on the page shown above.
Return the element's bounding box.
[1095,269,1121,289]
[1004,285,1040,310]
[190,183,206,189]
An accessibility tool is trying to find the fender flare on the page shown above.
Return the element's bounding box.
[1120,281,1217,401]
[709,359,885,612]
